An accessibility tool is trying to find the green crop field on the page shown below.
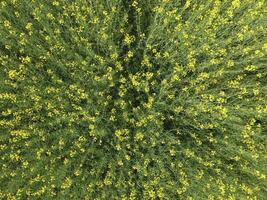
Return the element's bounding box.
[0,0,266,199]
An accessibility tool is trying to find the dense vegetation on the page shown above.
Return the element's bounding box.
[0,0,266,199]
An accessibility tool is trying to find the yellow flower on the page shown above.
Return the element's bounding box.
[125,155,131,160]
[21,56,31,64]
[118,160,123,166]
[61,177,72,189]
[25,22,32,30]
[135,132,144,141]
[123,34,134,45]
[169,149,176,156]
[127,51,134,58]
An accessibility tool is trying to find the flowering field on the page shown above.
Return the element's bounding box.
[0,0,267,199]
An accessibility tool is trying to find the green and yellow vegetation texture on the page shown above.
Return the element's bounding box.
[0,0,266,199]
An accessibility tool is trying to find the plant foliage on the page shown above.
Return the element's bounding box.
[0,0,267,199]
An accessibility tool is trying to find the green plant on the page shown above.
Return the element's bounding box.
[0,0,266,199]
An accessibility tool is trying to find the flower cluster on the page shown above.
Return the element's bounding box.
[0,0,266,199]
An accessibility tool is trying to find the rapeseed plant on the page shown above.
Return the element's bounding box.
[0,0,266,199]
